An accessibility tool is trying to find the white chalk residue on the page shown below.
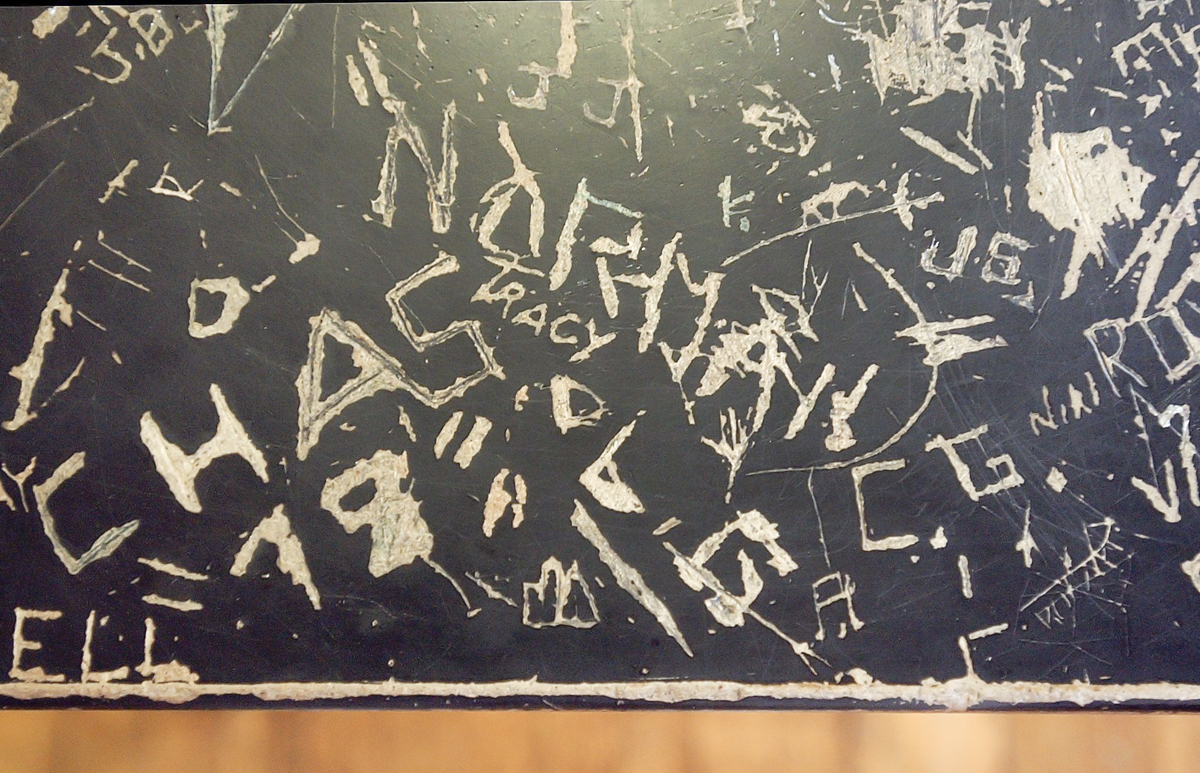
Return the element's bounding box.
[957,555,974,599]
[670,510,797,629]
[826,365,879,452]
[4,269,74,431]
[741,100,815,156]
[320,450,433,577]
[453,416,492,469]
[900,126,979,175]
[550,374,607,433]
[853,459,919,551]
[294,256,504,460]
[895,315,1007,367]
[522,557,599,629]
[206,5,298,134]
[81,610,129,684]
[1114,150,1200,322]
[149,163,203,201]
[31,7,69,38]
[288,233,321,264]
[11,608,64,682]
[508,1,577,110]
[32,453,140,575]
[477,121,544,259]
[142,595,203,613]
[581,5,644,162]
[859,0,1030,104]
[358,37,457,232]
[925,424,1026,502]
[138,618,200,684]
[0,72,16,135]
[1182,551,1200,593]
[231,505,322,609]
[138,558,209,582]
[433,412,463,460]
[1027,95,1155,299]
[256,156,322,264]
[98,159,139,204]
[345,55,370,107]
[187,277,251,338]
[571,500,693,656]
[483,468,526,537]
[140,384,270,513]
[579,420,645,514]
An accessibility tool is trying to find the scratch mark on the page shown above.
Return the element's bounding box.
[141,594,203,612]
[466,572,518,607]
[138,558,209,582]
[571,500,693,657]
[899,126,980,175]
[0,160,65,233]
[86,260,150,293]
[98,159,139,204]
[722,189,943,267]
[207,4,301,134]
[0,98,93,164]
[97,231,151,272]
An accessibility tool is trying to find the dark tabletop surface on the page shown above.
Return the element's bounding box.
[0,1,1198,709]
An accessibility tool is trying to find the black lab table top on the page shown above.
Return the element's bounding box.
[1,1,1199,709]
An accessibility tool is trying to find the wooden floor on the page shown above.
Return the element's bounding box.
[1,711,1199,772]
